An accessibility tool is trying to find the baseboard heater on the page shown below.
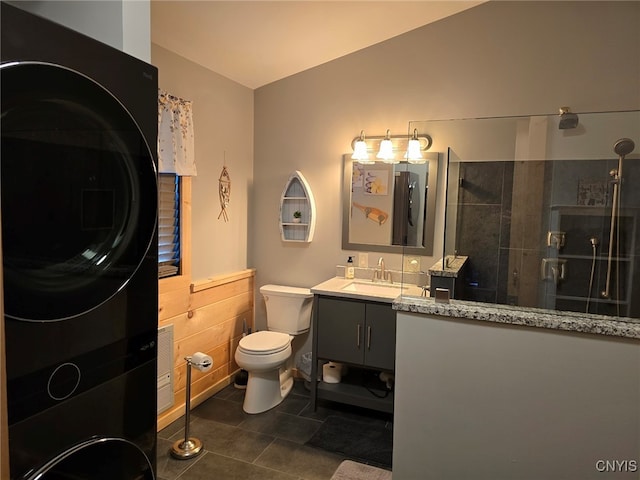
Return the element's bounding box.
[157,325,174,415]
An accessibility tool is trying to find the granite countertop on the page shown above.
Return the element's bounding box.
[428,255,468,278]
[311,277,424,304]
[393,296,640,339]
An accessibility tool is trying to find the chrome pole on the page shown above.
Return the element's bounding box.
[170,356,203,459]
[601,160,622,300]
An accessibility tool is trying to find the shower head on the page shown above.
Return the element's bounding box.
[613,138,635,157]
[558,107,578,130]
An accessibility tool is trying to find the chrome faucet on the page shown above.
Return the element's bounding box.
[373,257,392,283]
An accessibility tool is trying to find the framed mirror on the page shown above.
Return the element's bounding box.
[342,152,439,255]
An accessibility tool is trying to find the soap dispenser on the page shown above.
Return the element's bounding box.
[346,256,355,279]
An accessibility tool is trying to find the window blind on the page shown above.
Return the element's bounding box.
[158,173,180,278]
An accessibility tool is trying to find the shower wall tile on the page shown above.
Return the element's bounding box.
[497,247,542,308]
[550,159,615,207]
[457,204,501,291]
[510,161,545,251]
[555,257,593,298]
[458,162,505,205]
[454,159,638,313]
[622,162,640,207]
[499,162,515,252]
[559,212,608,257]
[499,211,512,250]
[559,212,634,258]
[452,153,640,317]
[630,256,640,318]
[519,249,541,307]
[502,161,514,200]
[556,298,620,317]
[625,208,640,257]
[456,161,512,304]
[556,257,629,312]
[463,287,497,304]
[508,211,547,252]
[496,247,511,304]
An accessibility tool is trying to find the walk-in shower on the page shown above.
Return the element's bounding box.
[600,138,636,312]
[415,110,640,319]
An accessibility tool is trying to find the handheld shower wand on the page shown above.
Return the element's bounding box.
[601,138,635,302]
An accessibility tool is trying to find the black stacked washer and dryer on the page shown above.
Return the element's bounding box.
[1,3,158,479]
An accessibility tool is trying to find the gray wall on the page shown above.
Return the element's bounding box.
[151,45,254,280]
[252,1,640,335]
[395,312,640,479]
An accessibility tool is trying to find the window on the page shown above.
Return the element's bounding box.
[158,173,180,278]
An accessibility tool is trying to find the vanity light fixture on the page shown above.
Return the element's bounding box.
[351,130,432,164]
[351,130,374,164]
[405,129,424,164]
[376,130,397,163]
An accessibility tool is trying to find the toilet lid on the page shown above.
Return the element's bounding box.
[238,331,291,355]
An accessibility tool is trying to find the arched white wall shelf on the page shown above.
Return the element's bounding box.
[279,171,316,243]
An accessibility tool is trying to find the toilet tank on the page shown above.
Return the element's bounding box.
[260,284,314,334]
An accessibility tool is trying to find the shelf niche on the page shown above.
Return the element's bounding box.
[279,170,316,243]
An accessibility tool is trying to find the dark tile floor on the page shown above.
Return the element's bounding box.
[156,379,393,480]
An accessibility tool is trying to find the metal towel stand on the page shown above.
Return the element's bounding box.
[170,356,204,459]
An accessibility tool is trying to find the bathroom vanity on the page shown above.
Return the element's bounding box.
[311,295,395,413]
[310,277,422,413]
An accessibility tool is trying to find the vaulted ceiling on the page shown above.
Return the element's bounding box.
[151,1,484,89]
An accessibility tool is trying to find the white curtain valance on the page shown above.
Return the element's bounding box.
[158,89,197,176]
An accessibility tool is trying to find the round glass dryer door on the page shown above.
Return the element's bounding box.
[23,437,154,480]
[0,62,157,321]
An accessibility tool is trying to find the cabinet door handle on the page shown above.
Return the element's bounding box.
[357,323,361,348]
[367,326,372,350]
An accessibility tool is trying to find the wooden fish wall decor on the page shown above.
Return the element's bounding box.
[218,164,231,222]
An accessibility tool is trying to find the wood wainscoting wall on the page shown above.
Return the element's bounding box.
[157,268,255,430]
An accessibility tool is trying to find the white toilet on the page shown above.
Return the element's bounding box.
[235,284,313,414]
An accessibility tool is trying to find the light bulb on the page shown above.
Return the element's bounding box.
[376,130,397,163]
[352,130,374,164]
[405,129,425,164]
[405,139,424,163]
[352,139,369,161]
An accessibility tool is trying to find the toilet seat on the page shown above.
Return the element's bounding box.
[238,331,291,355]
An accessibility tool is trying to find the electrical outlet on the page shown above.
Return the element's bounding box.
[358,253,368,268]
[403,256,420,273]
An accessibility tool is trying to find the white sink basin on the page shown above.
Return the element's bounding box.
[341,280,407,297]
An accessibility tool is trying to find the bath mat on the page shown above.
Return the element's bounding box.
[330,460,392,480]
[306,416,393,469]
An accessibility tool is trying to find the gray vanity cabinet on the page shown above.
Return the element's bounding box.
[311,295,396,413]
[316,297,395,370]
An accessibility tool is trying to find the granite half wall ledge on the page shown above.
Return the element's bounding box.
[393,296,640,340]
